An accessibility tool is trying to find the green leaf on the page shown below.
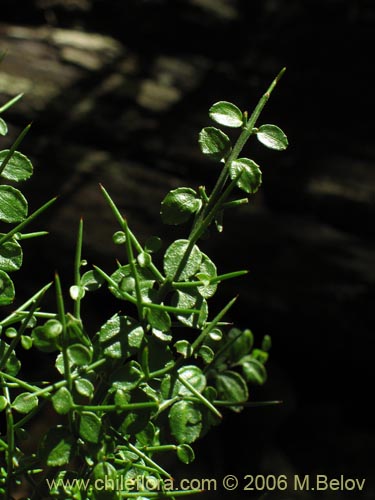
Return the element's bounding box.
[31,326,59,353]
[209,101,243,128]
[163,239,202,281]
[144,236,162,253]
[99,314,144,359]
[216,370,248,412]
[0,269,15,305]
[67,344,92,366]
[43,319,63,339]
[177,444,195,464]
[81,269,104,291]
[0,339,21,375]
[146,307,171,332]
[0,118,8,136]
[241,358,267,385]
[0,150,33,182]
[197,253,217,298]
[69,285,85,300]
[79,411,102,444]
[0,237,22,272]
[137,251,151,268]
[256,124,288,150]
[0,395,7,411]
[227,328,254,363]
[178,365,206,395]
[171,289,208,328]
[21,335,33,350]
[110,265,154,301]
[74,378,94,399]
[161,365,206,399]
[198,345,214,364]
[198,127,231,161]
[160,187,201,225]
[112,230,126,245]
[262,334,272,352]
[52,387,74,415]
[39,426,75,466]
[93,461,117,482]
[174,339,193,358]
[110,360,143,391]
[229,158,262,194]
[12,392,38,414]
[0,185,28,223]
[169,401,202,444]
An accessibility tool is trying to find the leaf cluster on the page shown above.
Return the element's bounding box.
[0,70,287,499]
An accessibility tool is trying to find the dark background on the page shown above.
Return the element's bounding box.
[0,1,374,499]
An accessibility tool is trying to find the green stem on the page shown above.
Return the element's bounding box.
[123,216,144,319]
[0,282,53,328]
[74,401,158,412]
[177,374,222,419]
[0,93,24,114]
[0,123,31,176]
[1,375,16,498]
[73,218,84,319]
[191,296,237,353]
[99,184,164,282]
[190,67,286,241]
[0,290,46,371]
[0,196,57,246]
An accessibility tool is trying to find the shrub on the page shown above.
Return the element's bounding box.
[0,69,287,499]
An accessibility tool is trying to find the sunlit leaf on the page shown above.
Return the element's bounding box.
[79,411,101,444]
[0,185,28,222]
[163,239,202,281]
[209,101,243,128]
[0,150,33,182]
[12,392,38,414]
[256,124,288,150]
[0,270,15,305]
[0,236,22,272]
[52,387,74,415]
[0,118,7,136]
[229,157,262,194]
[161,187,201,225]
[198,127,231,161]
[169,401,202,444]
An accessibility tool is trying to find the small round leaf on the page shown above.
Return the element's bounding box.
[79,411,102,444]
[209,101,243,128]
[160,188,201,225]
[74,378,94,398]
[147,307,171,332]
[0,395,8,411]
[198,127,231,161]
[0,150,33,182]
[169,401,202,444]
[69,285,85,301]
[256,124,288,150]
[52,387,74,415]
[67,344,92,366]
[0,185,28,223]
[216,370,249,412]
[12,392,38,414]
[0,270,15,305]
[0,237,23,272]
[0,118,8,136]
[163,239,202,281]
[229,158,262,194]
[177,444,195,464]
[242,358,267,385]
[39,426,75,467]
